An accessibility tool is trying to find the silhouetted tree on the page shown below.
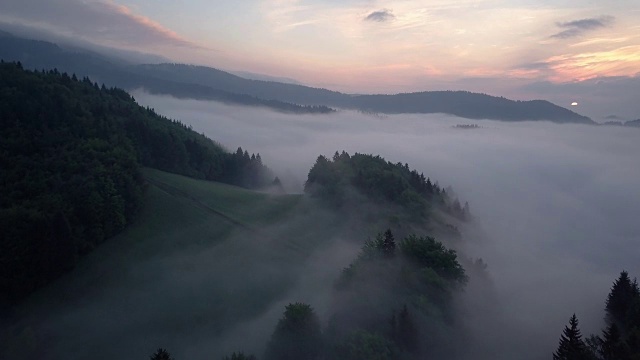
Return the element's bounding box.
[599,324,628,360]
[606,271,640,332]
[150,348,173,360]
[553,314,589,360]
[264,303,323,360]
[222,352,257,360]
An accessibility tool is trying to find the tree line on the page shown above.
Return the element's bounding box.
[553,271,640,359]
[0,61,275,307]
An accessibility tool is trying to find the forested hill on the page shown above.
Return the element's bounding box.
[350,92,593,123]
[305,152,470,226]
[0,62,274,306]
[0,32,592,123]
[132,64,592,124]
[0,34,334,114]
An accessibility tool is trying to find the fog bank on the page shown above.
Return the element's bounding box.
[135,92,640,359]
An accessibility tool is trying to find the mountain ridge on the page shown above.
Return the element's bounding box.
[0,31,592,123]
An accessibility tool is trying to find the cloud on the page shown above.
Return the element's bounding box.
[551,16,614,39]
[364,9,395,22]
[0,0,200,49]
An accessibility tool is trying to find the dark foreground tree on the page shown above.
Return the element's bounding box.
[606,271,640,331]
[150,348,173,360]
[599,323,628,360]
[222,352,257,360]
[553,314,590,360]
[264,303,323,360]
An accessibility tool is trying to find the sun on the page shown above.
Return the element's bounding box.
[571,102,578,106]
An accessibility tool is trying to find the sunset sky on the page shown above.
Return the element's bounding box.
[2,0,639,118]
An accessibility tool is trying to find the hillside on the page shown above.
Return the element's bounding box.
[0,169,325,360]
[0,34,333,114]
[0,63,479,360]
[133,63,593,123]
[351,92,593,123]
[0,62,275,306]
[0,32,592,123]
[1,166,474,360]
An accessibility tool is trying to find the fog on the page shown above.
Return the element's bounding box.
[134,92,640,358]
[3,93,639,360]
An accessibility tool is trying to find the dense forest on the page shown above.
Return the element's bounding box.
[0,62,275,307]
[151,229,469,360]
[305,151,470,222]
[552,271,640,360]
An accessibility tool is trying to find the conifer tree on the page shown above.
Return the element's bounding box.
[599,323,627,360]
[222,352,257,360]
[553,314,589,360]
[382,229,396,258]
[606,271,640,332]
[264,303,323,360]
[150,348,173,360]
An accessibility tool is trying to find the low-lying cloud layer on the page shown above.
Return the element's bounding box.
[4,94,639,360]
[134,94,640,358]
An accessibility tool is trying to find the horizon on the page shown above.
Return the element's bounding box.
[1,0,640,120]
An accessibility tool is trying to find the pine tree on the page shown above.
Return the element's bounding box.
[222,352,257,360]
[599,323,627,360]
[553,314,589,360]
[606,271,640,332]
[150,348,173,360]
[264,303,323,360]
[382,229,396,258]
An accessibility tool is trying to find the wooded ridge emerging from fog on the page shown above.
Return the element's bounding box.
[0,31,593,123]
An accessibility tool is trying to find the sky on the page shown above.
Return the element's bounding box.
[2,0,640,118]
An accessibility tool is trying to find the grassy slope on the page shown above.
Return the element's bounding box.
[2,170,339,360]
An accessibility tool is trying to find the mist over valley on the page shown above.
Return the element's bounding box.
[1,3,640,359]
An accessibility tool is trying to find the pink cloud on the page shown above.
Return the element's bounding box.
[0,0,202,49]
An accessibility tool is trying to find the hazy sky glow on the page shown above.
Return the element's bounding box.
[2,0,640,116]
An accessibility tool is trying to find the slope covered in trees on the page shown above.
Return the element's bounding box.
[0,32,593,123]
[0,34,334,114]
[305,151,470,223]
[0,62,275,306]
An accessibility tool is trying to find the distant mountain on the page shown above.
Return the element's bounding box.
[0,31,592,123]
[134,63,351,107]
[231,70,303,85]
[0,34,333,114]
[350,92,593,123]
[134,63,592,123]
